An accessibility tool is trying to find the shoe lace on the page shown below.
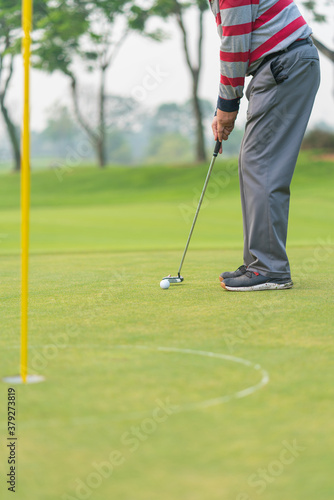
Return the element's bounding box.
[245,271,255,278]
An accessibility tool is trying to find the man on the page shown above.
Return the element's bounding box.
[210,0,320,291]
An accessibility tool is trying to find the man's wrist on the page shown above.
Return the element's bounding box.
[217,96,240,113]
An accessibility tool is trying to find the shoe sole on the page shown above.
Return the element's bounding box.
[221,281,293,292]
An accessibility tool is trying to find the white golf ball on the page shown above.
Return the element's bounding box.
[160,279,170,289]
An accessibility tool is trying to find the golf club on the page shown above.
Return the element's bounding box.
[162,139,222,284]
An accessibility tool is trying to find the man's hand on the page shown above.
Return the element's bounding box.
[212,110,238,146]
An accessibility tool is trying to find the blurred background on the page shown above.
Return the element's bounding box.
[0,0,333,171]
[1,4,333,500]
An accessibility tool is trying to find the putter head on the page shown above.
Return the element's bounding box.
[163,274,184,284]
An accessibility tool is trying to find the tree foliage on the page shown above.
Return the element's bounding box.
[33,0,160,167]
[0,0,53,170]
[302,127,334,150]
[144,0,210,162]
[301,0,334,65]
[302,0,330,23]
[0,0,25,170]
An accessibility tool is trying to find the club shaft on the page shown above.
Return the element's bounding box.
[178,141,221,276]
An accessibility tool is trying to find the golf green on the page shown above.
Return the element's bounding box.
[0,152,333,499]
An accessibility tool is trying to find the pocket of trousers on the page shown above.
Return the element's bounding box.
[270,57,289,84]
[270,45,319,85]
[246,65,277,121]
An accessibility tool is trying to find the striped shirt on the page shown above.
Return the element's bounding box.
[209,0,312,112]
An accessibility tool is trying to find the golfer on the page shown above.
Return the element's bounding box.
[210,0,320,291]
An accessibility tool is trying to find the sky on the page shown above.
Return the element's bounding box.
[4,1,334,133]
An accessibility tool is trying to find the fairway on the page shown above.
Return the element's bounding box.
[0,152,333,500]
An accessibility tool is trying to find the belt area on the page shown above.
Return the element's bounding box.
[250,37,311,77]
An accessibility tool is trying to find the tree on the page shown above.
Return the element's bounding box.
[33,0,158,167]
[146,99,243,158]
[312,37,334,63]
[302,127,334,150]
[149,0,209,162]
[301,1,334,65]
[0,1,22,171]
[33,104,87,160]
[149,99,212,140]
[0,1,57,170]
[30,101,133,163]
[105,129,132,164]
[147,0,334,163]
[145,132,192,163]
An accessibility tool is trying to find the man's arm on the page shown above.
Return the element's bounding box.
[217,2,253,112]
[212,1,253,143]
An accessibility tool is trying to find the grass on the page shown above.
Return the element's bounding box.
[0,151,333,500]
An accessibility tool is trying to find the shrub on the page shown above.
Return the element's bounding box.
[302,128,334,150]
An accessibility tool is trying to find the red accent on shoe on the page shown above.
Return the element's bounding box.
[254,272,260,276]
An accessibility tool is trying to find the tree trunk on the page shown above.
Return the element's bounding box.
[0,99,21,171]
[311,36,334,98]
[70,72,108,168]
[70,74,100,165]
[192,71,206,162]
[97,30,129,167]
[176,7,207,162]
[97,66,107,168]
[0,54,21,171]
[312,36,334,63]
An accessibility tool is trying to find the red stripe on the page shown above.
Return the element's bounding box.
[249,16,307,63]
[216,12,221,26]
[253,0,294,31]
[223,22,253,36]
[219,0,259,8]
[220,50,250,62]
[220,75,245,87]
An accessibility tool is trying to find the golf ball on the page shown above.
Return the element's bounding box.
[160,279,170,289]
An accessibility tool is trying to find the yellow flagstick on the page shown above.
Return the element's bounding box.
[21,0,33,384]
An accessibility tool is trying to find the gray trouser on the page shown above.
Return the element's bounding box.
[239,39,320,278]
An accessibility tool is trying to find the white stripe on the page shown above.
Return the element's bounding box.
[2,345,269,427]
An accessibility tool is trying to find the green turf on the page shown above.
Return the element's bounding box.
[0,151,333,500]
